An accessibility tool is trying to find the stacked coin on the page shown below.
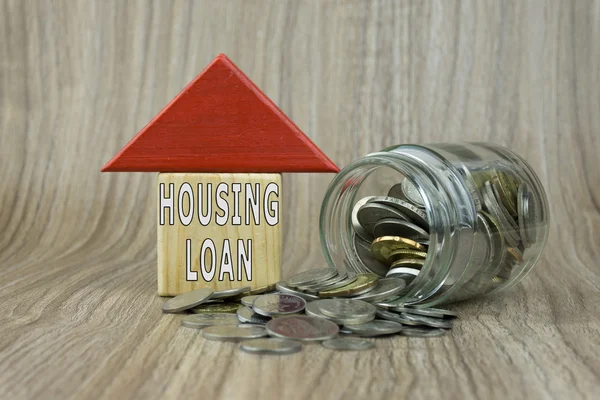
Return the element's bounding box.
[162,267,458,355]
[350,179,430,285]
[350,169,539,300]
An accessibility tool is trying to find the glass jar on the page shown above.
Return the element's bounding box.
[319,143,549,306]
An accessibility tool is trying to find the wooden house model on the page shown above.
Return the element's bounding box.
[102,54,339,296]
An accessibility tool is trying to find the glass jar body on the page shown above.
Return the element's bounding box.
[319,143,549,306]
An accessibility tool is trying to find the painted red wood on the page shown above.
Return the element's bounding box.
[101,54,339,173]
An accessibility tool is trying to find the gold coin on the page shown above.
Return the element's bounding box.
[388,248,428,263]
[390,258,426,269]
[506,247,523,263]
[495,174,518,217]
[317,273,378,298]
[371,236,427,262]
[230,283,276,300]
[191,302,242,314]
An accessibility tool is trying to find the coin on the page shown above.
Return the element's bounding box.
[297,270,347,291]
[162,288,214,313]
[352,196,376,242]
[375,309,423,326]
[211,286,251,300]
[240,338,303,355]
[236,306,271,324]
[287,268,338,288]
[180,313,239,329]
[393,306,445,319]
[401,178,425,207]
[303,271,358,293]
[353,236,390,276]
[389,258,426,270]
[305,300,375,325]
[317,299,377,320]
[407,306,458,318]
[482,181,520,248]
[400,326,446,338]
[491,178,519,231]
[241,295,259,307]
[388,248,428,262]
[191,302,242,314]
[386,267,420,279]
[275,281,319,300]
[399,313,453,329]
[317,273,379,298]
[352,278,407,302]
[266,315,339,341]
[343,320,404,337]
[322,338,375,351]
[372,218,430,241]
[371,236,427,262]
[357,203,410,234]
[367,196,429,230]
[496,171,519,217]
[252,294,306,317]
[202,325,267,341]
[387,183,407,200]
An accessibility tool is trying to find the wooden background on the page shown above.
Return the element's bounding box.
[1,1,599,399]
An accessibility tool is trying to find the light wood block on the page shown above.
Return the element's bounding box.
[157,173,282,296]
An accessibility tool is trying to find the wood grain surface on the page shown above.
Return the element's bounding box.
[0,1,599,399]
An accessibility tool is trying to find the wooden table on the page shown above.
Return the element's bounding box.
[1,1,598,399]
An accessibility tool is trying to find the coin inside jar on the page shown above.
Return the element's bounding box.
[371,236,427,262]
[356,203,410,235]
[372,218,430,241]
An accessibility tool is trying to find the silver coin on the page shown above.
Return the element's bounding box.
[373,296,405,308]
[386,267,420,278]
[322,338,375,351]
[303,271,357,293]
[266,315,339,341]
[352,196,376,242]
[180,313,239,329]
[343,319,404,337]
[522,184,539,245]
[399,313,453,329]
[203,325,267,341]
[317,299,377,321]
[252,294,306,317]
[400,326,447,338]
[393,306,444,319]
[297,270,348,291]
[275,281,319,301]
[237,306,271,324]
[388,183,407,200]
[241,295,259,307]
[405,306,458,319]
[305,300,375,325]
[240,338,303,355]
[357,203,411,234]
[375,309,422,326]
[287,268,338,288]
[352,278,407,302]
[491,179,519,232]
[367,196,429,230]
[162,288,214,313]
[353,236,390,276]
[401,178,425,207]
[211,286,251,300]
[372,218,430,241]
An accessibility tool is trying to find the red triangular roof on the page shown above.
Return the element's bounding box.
[101,54,339,173]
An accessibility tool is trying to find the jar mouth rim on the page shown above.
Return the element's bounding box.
[319,146,476,305]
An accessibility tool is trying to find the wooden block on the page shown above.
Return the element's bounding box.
[157,173,282,296]
[101,54,339,173]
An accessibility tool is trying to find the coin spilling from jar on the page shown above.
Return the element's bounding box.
[349,168,540,299]
[162,268,459,355]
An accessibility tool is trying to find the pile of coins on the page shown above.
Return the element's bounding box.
[351,178,431,285]
[350,169,538,300]
[163,267,457,355]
